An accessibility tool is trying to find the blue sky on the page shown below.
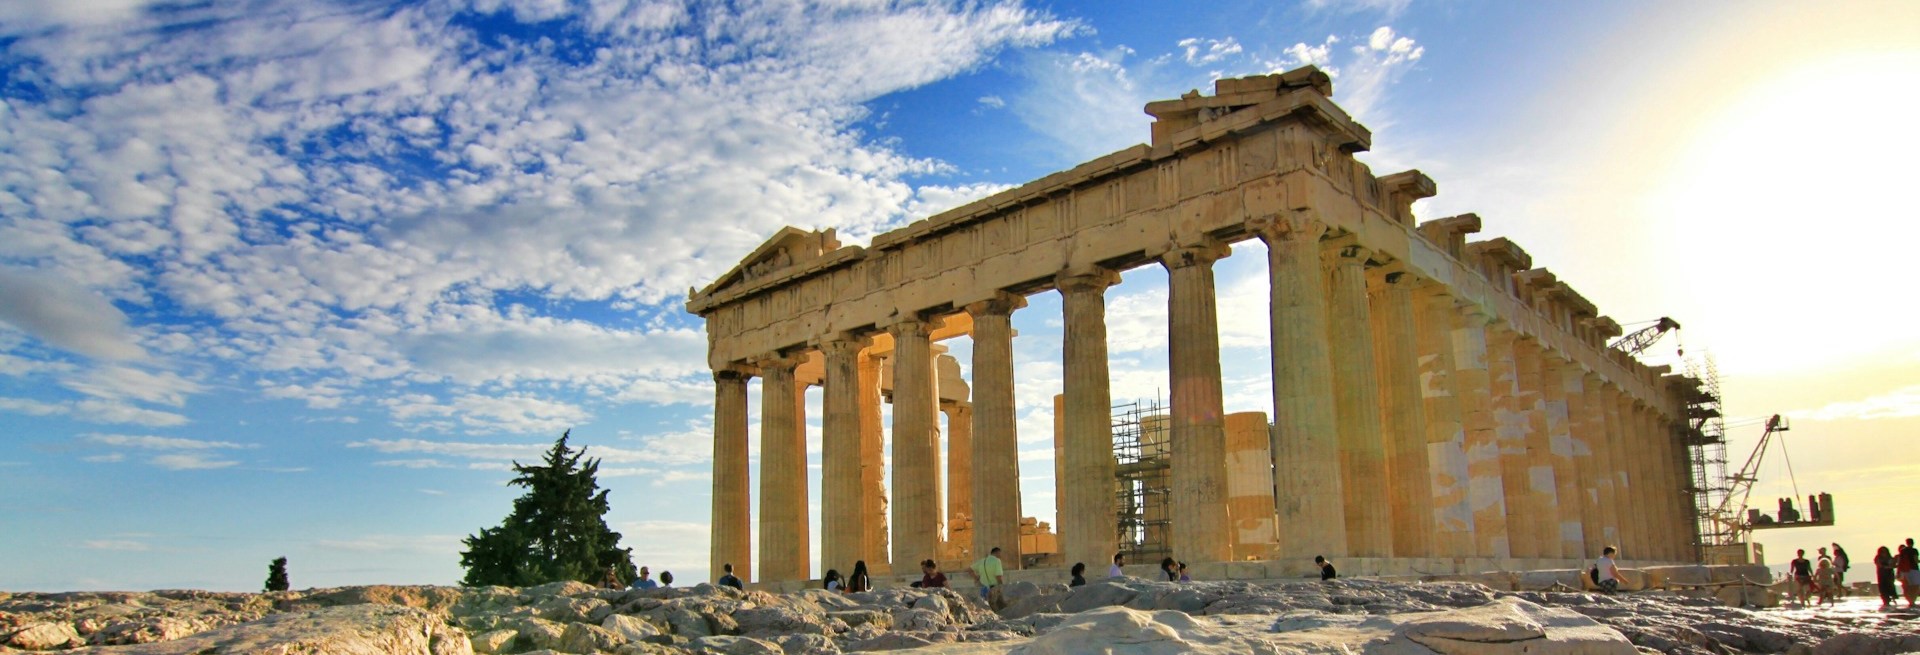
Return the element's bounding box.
[4,0,1917,591]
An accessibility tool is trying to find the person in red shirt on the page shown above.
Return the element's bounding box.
[912,559,947,589]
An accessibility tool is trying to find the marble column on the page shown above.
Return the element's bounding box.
[1541,354,1585,558]
[1224,411,1276,560]
[1454,306,1509,558]
[1256,216,1346,558]
[1487,326,1541,558]
[1513,337,1562,559]
[858,348,891,574]
[757,353,809,582]
[710,367,753,583]
[1565,369,1606,557]
[1601,388,1644,554]
[890,318,939,567]
[968,292,1025,568]
[1371,270,1434,558]
[946,403,974,534]
[1163,241,1233,564]
[1416,288,1473,558]
[1582,373,1621,549]
[1058,268,1120,571]
[820,335,864,576]
[1326,242,1389,557]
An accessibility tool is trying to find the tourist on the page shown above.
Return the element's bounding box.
[1315,555,1337,581]
[1109,553,1125,578]
[823,569,843,592]
[1177,561,1191,583]
[659,571,674,588]
[1833,543,1851,596]
[717,562,745,590]
[601,565,621,589]
[1814,556,1836,606]
[848,560,871,593]
[630,566,659,590]
[1874,546,1897,608]
[911,559,947,589]
[970,547,1006,609]
[1160,557,1179,582]
[1898,538,1918,607]
[1595,547,1621,594]
[1788,549,1812,606]
[1069,562,1087,587]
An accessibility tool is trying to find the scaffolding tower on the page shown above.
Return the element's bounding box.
[1112,397,1171,565]
[1683,356,1729,560]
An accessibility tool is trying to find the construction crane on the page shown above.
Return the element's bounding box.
[1610,317,1682,356]
[1704,415,1835,560]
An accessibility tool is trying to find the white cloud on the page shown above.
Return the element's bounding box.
[0,396,67,416]
[0,266,145,360]
[150,453,240,470]
[81,433,253,449]
[1177,37,1243,66]
[82,453,126,463]
[81,539,150,551]
[379,393,591,434]
[977,95,1007,109]
[1796,385,1920,422]
[0,396,189,426]
[61,365,202,406]
[1283,36,1338,68]
[314,533,461,554]
[1303,0,1413,17]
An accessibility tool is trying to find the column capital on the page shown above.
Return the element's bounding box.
[964,291,1028,318]
[885,314,935,338]
[1248,212,1328,244]
[1158,239,1231,270]
[814,331,871,357]
[752,351,808,373]
[1055,266,1120,294]
[1457,301,1495,325]
[1320,236,1373,267]
[714,364,756,383]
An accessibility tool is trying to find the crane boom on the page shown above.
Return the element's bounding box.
[1610,317,1681,356]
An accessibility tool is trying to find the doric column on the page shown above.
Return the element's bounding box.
[1601,387,1644,553]
[1370,269,1434,557]
[710,367,753,583]
[1581,374,1619,549]
[756,353,809,581]
[1565,368,1605,557]
[1454,305,1509,558]
[967,292,1025,568]
[1224,412,1276,560]
[819,335,865,576]
[1255,215,1346,558]
[889,317,939,567]
[1163,241,1233,564]
[1513,337,1562,559]
[1487,325,1541,557]
[858,347,891,574]
[1542,353,1585,558]
[945,403,973,536]
[1325,241,1389,557]
[1416,287,1473,558]
[1648,407,1682,561]
[1057,268,1120,571]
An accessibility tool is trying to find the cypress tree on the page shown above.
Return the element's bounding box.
[264,556,290,592]
[460,431,636,586]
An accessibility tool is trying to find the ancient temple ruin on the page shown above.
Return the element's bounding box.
[685,67,1704,586]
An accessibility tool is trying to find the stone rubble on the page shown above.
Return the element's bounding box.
[2,578,1914,654]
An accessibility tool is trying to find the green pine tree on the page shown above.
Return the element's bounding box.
[264,556,290,592]
[460,430,636,587]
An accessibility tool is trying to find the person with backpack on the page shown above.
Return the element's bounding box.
[1594,546,1621,594]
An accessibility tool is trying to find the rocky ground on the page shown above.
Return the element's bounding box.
[2,577,1915,654]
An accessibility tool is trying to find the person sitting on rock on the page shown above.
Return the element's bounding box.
[848,560,872,593]
[1069,562,1087,587]
[823,569,843,592]
[629,566,659,590]
[1315,555,1337,581]
[717,563,745,590]
[1595,547,1621,594]
[659,571,674,588]
[601,565,621,589]
[1160,557,1179,582]
[911,559,947,588]
[1178,561,1191,583]
[1109,553,1125,578]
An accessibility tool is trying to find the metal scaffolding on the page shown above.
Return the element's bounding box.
[1112,396,1171,565]
[1683,356,1728,560]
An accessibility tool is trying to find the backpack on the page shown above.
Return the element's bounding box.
[1588,566,1600,584]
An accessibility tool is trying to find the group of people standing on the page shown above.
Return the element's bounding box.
[1788,539,1920,609]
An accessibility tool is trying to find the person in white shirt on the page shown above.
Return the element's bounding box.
[1108,552,1125,578]
[1595,546,1622,594]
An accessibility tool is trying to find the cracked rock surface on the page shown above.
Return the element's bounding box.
[2,578,1912,654]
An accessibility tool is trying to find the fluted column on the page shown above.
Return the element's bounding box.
[757,353,809,581]
[1583,373,1621,549]
[1256,216,1346,558]
[946,403,973,535]
[1371,269,1434,557]
[1326,242,1388,557]
[967,292,1025,568]
[1058,268,1120,571]
[1416,288,1473,557]
[1514,337,1562,559]
[858,348,890,574]
[1487,326,1541,557]
[1564,369,1605,557]
[710,367,753,583]
[889,318,939,567]
[820,335,864,576]
[1163,241,1233,563]
[1601,387,1644,554]
[1224,412,1276,560]
[1454,305,1509,558]
[1541,354,1584,558]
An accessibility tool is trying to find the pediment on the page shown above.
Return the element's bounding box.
[692,227,842,301]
